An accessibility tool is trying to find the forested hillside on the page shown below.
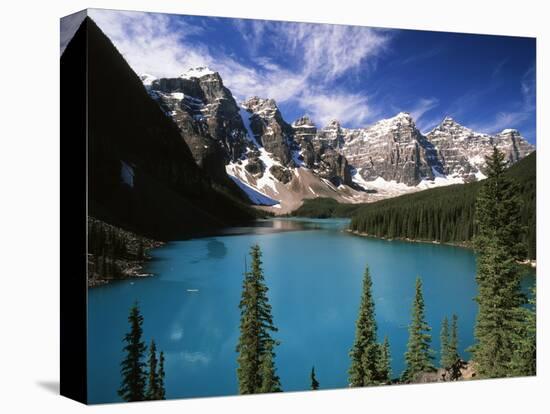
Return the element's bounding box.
[349,152,536,259]
[290,197,364,218]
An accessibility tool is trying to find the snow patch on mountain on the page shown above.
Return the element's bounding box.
[139,69,534,214]
[139,73,157,86]
[180,66,215,79]
[239,107,260,146]
[228,175,279,206]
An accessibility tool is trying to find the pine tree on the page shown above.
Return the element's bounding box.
[449,314,460,365]
[472,147,527,378]
[310,366,320,390]
[439,316,452,369]
[402,277,434,382]
[146,340,159,400]
[348,266,379,386]
[118,302,147,402]
[377,336,392,384]
[510,287,536,376]
[236,245,280,394]
[157,351,166,400]
[258,342,282,393]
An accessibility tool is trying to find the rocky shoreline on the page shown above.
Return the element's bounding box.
[346,229,536,269]
[87,217,164,287]
[87,249,162,288]
[346,229,471,249]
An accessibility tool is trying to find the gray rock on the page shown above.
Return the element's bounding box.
[269,165,293,184]
[426,117,534,179]
[242,97,294,166]
[149,70,251,170]
[342,112,437,186]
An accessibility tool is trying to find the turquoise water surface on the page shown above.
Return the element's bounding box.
[87,218,534,403]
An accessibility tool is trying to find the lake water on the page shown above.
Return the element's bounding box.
[87,218,535,403]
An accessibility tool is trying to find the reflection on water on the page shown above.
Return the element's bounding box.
[215,218,350,237]
[87,218,535,404]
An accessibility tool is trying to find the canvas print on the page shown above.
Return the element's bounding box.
[60,8,536,404]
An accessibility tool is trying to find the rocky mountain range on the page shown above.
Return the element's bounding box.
[141,67,535,213]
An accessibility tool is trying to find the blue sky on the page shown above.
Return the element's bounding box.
[84,9,536,144]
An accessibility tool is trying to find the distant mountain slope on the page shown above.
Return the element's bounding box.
[348,152,536,259]
[139,67,534,213]
[62,17,255,240]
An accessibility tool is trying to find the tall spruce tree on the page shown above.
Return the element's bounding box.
[258,342,282,393]
[118,302,147,402]
[472,147,527,378]
[449,314,460,365]
[402,277,434,381]
[146,340,159,400]
[236,245,280,394]
[157,351,166,400]
[510,286,536,376]
[348,266,379,386]
[439,316,452,369]
[377,336,392,384]
[310,366,320,390]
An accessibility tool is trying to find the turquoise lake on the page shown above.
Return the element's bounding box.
[87,218,535,403]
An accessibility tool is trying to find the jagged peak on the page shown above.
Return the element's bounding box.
[242,96,280,115]
[499,128,520,135]
[180,66,216,79]
[371,112,415,129]
[440,116,466,127]
[428,116,473,135]
[139,73,157,86]
[292,115,316,128]
[322,119,342,130]
[395,111,412,119]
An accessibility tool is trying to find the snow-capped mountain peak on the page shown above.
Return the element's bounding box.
[139,68,534,214]
[139,73,157,86]
[292,115,316,128]
[428,116,478,137]
[180,66,216,79]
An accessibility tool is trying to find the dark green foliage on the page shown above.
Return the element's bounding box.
[87,217,159,284]
[118,303,147,402]
[310,366,320,390]
[402,277,434,381]
[349,152,536,259]
[258,342,282,393]
[291,197,364,218]
[471,148,529,378]
[439,317,451,369]
[146,340,161,400]
[440,315,460,369]
[349,266,379,386]
[449,314,460,366]
[236,245,281,394]
[145,341,166,400]
[510,287,536,376]
[377,337,392,384]
[157,351,166,400]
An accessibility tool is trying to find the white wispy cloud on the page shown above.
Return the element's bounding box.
[409,97,439,129]
[89,9,210,77]
[299,90,374,126]
[472,66,535,134]
[88,9,391,128]
[267,20,391,82]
